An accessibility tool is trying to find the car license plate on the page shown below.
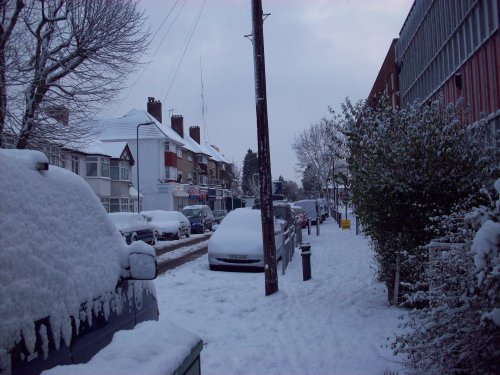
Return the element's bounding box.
[228,254,247,260]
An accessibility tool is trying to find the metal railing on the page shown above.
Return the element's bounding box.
[281,222,302,275]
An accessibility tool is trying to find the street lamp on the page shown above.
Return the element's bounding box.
[136,121,155,213]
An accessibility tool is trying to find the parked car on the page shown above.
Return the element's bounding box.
[0,149,159,375]
[141,210,191,240]
[212,209,228,224]
[294,199,322,224]
[291,205,308,228]
[181,205,214,234]
[108,212,157,245]
[208,208,283,271]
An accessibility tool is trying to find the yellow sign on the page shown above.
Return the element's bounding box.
[341,219,351,230]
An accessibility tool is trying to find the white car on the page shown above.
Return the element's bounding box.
[142,210,191,240]
[108,212,157,245]
[208,208,283,271]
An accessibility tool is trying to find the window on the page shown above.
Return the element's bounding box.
[110,161,120,180]
[71,155,79,175]
[165,166,178,180]
[86,156,110,177]
[164,141,170,151]
[188,152,193,161]
[120,162,129,181]
[111,161,129,180]
[197,155,208,164]
[86,156,98,176]
[120,198,129,212]
[177,146,183,158]
[100,157,110,178]
[110,198,120,213]
[199,175,207,185]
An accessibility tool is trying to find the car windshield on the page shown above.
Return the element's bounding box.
[213,210,225,216]
[182,208,202,218]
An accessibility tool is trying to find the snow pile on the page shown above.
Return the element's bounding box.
[42,320,201,375]
[0,150,126,368]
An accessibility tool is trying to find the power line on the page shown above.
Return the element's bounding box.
[161,0,207,103]
[110,0,185,116]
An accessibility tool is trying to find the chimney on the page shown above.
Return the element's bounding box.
[171,115,184,138]
[189,126,201,144]
[147,97,162,123]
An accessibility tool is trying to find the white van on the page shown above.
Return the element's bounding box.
[294,199,321,224]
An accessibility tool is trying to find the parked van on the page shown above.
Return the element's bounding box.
[0,150,159,375]
[294,199,321,224]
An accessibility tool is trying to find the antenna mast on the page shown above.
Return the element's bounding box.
[200,56,209,143]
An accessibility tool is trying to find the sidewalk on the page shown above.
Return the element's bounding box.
[155,216,406,375]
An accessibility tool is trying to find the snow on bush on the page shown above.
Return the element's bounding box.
[392,180,500,374]
[0,150,132,372]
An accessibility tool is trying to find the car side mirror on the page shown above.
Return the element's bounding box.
[129,252,157,280]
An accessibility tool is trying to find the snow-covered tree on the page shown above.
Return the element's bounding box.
[301,164,321,198]
[0,0,150,150]
[340,94,496,305]
[242,149,258,195]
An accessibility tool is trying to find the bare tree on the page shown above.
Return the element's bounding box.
[0,0,24,147]
[1,0,150,150]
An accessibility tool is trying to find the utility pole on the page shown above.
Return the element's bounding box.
[250,0,278,296]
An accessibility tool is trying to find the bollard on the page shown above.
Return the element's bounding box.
[307,218,311,235]
[356,216,360,235]
[300,242,311,281]
[338,212,342,228]
[316,216,320,236]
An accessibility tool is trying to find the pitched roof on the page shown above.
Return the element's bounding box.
[95,110,185,145]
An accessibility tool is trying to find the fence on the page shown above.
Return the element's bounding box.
[282,222,302,275]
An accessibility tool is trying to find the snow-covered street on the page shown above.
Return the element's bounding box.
[156,216,406,375]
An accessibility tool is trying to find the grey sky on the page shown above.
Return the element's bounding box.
[101,0,414,184]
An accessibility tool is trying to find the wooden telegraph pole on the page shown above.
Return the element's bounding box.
[250,0,278,295]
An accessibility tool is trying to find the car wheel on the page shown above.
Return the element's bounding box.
[201,224,205,233]
[186,228,191,238]
[131,233,138,243]
[175,230,181,240]
[153,231,159,245]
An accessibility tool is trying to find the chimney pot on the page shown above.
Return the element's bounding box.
[147,97,162,123]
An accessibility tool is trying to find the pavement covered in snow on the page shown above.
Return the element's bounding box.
[157,216,406,375]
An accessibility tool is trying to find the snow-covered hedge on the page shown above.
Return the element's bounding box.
[393,180,500,374]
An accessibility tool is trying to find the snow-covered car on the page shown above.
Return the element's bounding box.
[141,210,191,240]
[294,199,321,224]
[208,208,283,271]
[0,149,159,375]
[212,209,228,224]
[182,205,214,233]
[109,212,157,245]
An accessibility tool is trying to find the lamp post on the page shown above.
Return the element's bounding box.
[136,121,155,213]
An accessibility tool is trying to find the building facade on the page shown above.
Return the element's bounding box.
[394,0,499,147]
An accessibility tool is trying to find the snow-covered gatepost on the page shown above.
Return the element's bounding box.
[250,0,278,295]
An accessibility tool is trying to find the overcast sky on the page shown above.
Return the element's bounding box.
[100,0,414,184]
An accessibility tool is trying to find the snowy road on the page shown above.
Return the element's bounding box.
[155,217,406,375]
